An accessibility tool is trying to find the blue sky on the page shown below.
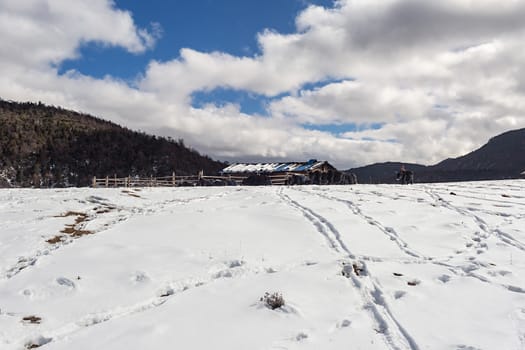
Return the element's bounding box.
[2,0,523,167]
[59,0,335,119]
[59,0,333,78]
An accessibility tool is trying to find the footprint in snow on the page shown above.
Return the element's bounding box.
[456,345,482,350]
[487,270,511,277]
[394,291,406,299]
[24,336,52,349]
[158,287,175,298]
[506,285,525,294]
[337,319,352,328]
[295,332,309,341]
[438,275,451,283]
[56,277,75,288]
[213,270,234,278]
[131,271,149,283]
[225,259,245,268]
[460,264,479,273]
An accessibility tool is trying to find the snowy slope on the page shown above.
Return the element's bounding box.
[0,182,524,350]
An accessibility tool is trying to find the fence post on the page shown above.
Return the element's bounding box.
[92,176,97,188]
[105,176,109,187]
[114,174,117,188]
[172,172,176,186]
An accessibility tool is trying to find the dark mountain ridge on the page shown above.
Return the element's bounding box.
[348,128,525,183]
[0,99,225,187]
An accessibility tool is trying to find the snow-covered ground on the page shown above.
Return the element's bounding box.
[1,181,524,350]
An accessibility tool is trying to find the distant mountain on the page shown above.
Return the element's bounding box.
[347,128,525,183]
[0,99,225,187]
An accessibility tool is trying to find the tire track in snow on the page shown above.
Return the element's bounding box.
[290,187,525,297]
[277,189,352,257]
[287,187,525,297]
[295,188,424,260]
[278,188,420,350]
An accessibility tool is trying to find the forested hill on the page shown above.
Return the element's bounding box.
[0,99,226,187]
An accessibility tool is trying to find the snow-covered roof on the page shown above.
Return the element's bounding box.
[222,159,329,174]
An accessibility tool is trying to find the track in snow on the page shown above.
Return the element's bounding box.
[278,188,420,350]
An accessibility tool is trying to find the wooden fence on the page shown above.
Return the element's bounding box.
[91,171,301,188]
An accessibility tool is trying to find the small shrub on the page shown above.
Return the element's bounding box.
[260,292,285,310]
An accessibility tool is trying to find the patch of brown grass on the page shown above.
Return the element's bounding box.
[70,230,93,237]
[61,225,92,237]
[74,214,88,224]
[55,212,93,238]
[46,236,64,244]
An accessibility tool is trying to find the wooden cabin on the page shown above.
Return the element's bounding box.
[221,159,357,185]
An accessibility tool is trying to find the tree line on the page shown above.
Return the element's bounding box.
[0,99,225,187]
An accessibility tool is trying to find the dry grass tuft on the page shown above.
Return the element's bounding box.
[352,263,365,276]
[22,315,41,324]
[260,292,285,310]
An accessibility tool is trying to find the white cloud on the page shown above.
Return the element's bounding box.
[0,0,158,69]
[269,80,435,125]
[1,0,525,169]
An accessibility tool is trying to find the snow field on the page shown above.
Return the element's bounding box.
[0,181,524,349]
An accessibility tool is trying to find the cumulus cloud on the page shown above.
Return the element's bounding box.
[269,80,434,125]
[0,0,159,69]
[1,0,525,168]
